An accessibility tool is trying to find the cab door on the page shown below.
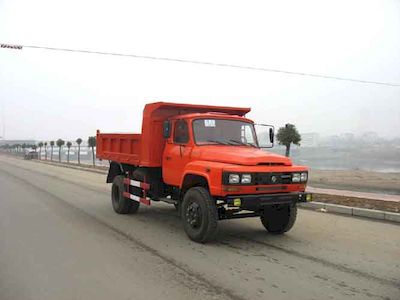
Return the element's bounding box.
[162,119,193,186]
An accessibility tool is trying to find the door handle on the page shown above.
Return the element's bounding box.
[165,156,172,161]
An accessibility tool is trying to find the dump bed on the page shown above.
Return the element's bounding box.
[96,102,250,167]
[96,133,141,165]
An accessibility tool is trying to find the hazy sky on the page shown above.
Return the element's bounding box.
[0,0,399,141]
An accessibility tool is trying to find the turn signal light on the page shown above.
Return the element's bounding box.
[223,186,241,192]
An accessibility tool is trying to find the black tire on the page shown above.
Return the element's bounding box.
[260,204,297,234]
[181,187,218,243]
[111,175,140,214]
[174,203,180,211]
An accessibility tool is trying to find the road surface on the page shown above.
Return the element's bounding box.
[0,155,399,300]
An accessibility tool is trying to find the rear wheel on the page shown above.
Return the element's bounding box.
[181,187,218,243]
[260,204,297,234]
[111,175,139,214]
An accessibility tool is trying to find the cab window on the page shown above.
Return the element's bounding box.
[173,120,189,144]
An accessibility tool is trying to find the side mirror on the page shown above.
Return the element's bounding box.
[269,128,274,144]
[163,121,171,138]
[254,124,274,148]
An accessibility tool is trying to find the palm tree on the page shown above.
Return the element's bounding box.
[56,139,65,162]
[50,141,55,161]
[66,141,72,163]
[276,124,301,157]
[44,142,48,160]
[38,142,44,160]
[88,136,96,166]
[76,138,82,164]
[32,145,37,152]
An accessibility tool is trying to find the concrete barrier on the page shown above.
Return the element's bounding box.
[299,201,400,224]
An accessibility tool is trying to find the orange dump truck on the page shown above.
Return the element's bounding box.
[97,102,312,242]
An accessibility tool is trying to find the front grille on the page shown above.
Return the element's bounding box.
[254,173,293,185]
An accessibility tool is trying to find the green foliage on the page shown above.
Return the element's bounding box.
[66,141,72,163]
[76,138,82,164]
[50,141,55,147]
[276,124,301,147]
[56,139,65,162]
[88,136,96,147]
[276,124,301,157]
[56,139,65,147]
[38,142,44,148]
[88,136,96,166]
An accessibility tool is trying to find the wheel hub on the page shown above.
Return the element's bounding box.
[186,202,201,228]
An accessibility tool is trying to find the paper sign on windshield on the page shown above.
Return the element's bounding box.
[204,119,216,127]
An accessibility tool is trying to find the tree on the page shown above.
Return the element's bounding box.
[38,142,44,160]
[76,138,82,164]
[44,142,48,160]
[66,141,72,163]
[50,141,55,161]
[276,123,301,157]
[32,145,37,152]
[88,136,96,166]
[56,139,65,162]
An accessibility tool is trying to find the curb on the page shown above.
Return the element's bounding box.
[298,202,400,224]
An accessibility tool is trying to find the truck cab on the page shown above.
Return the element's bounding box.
[97,102,312,243]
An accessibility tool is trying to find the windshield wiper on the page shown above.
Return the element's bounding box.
[206,139,231,145]
[229,139,258,148]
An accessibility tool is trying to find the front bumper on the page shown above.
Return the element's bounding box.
[225,192,312,211]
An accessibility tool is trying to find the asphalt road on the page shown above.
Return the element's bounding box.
[0,155,399,300]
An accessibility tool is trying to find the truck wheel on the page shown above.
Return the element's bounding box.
[181,187,218,243]
[260,204,297,234]
[111,175,139,214]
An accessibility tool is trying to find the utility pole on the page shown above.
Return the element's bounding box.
[0,100,5,141]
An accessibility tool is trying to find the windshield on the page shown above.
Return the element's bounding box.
[193,119,258,147]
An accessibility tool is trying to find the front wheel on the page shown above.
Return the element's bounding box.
[260,204,297,234]
[181,187,218,243]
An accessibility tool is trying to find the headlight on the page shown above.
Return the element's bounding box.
[292,173,301,182]
[228,174,240,184]
[300,172,308,182]
[241,174,252,184]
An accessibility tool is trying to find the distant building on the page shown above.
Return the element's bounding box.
[341,133,355,142]
[300,133,320,147]
[0,140,36,146]
[361,132,379,144]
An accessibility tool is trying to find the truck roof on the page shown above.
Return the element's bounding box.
[144,102,251,117]
[169,112,254,123]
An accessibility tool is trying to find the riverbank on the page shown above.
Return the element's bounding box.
[309,169,400,195]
